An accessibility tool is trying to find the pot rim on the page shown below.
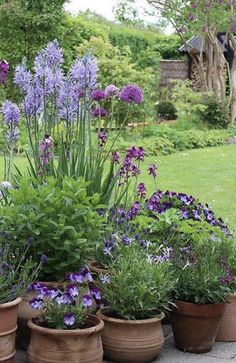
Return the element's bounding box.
[28,314,104,335]
[0,297,22,309]
[98,308,165,324]
[173,299,226,307]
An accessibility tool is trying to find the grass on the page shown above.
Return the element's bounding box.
[1,144,236,228]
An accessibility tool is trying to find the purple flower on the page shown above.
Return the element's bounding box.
[98,131,107,147]
[112,151,120,163]
[90,287,102,300]
[191,2,197,8]
[119,84,143,104]
[122,235,132,245]
[137,182,147,198]
[40,254,48,264]
[57,79,78,122]
[34,40,63,72]
[56,293,72,305]
[189,13,195,21]
[100,274,110,284]
[2,101,20,125]
[128,201,141,219]
[0,181,12,189]
[67,285,79,299]
[70,53,98,93]
[105,84,119,98]
[82,294,93,307]
[47,288,60,299]
[30,298,44,310]
[23,79,43,117]
[91,89,106,101]
[14,62,32,92]
[126,146,145,161]
[63,312,75,327]
[148,164,157,177]
[92,107,108,118]
[28,282,45,292]
[38,135,53,176]
[67,272,84,284]
[0,60,9,84]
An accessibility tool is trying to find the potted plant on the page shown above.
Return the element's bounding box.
[27,268,104,363]
[168,220,236,353]
[0,232,42,363]
[97,244,175,363]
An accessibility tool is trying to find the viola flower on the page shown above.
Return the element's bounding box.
[119,84,143,104]
[92,107,108,118]
[98,131,107,147]
[0,60,9,84]
[56,293,72,305]
[137,182,147,199]
[90,287,102,300]
[82,294,93,307]
[67,272,84,284]
[67,285,79,299]
[105,84,119,98]
[47,288,60,299]
[30,298,44,310]
[148,164,157,178]
[91,89,106,101]
[63,313,76,327]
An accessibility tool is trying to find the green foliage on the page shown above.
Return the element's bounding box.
[0,177,103,281]
[98,245,175,320]
[156,101,178,120]
[199,96,230,129]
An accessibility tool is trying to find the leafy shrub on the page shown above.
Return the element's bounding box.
[156,101,177,120]
[199,96,230,129]
[0,177,103,281]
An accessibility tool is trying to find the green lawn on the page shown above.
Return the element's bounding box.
[1,144,236,228]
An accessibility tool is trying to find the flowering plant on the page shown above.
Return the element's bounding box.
[29,267,101,330]
[98,244,175,320]
[0,231,42,304]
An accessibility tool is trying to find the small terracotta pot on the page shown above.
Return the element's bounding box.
[98,309,165,363]
[216,294,236,341]
[88,260,108,276]
[171,299,225,353]
[0,297,22,363]
[17,280,70,350]
[28,315,104,363]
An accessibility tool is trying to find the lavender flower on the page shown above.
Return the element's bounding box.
[91,89,106,101]
[105,84,119,98]
[2,101,20,125]
[14,62,32,92]
[92,107,108,118]
[112,151,120,163]
[137,182,147,198]
[119,84,143,104]
[70,53,98,93]
[126,146,145,161]
[63,312,75,327]
[82,294,93,307]
[0,60,9,84]
[148,164,157,178]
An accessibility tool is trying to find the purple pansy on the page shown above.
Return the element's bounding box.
[63,313,76,327]
[82,294,93,307]
[30,298,44,310]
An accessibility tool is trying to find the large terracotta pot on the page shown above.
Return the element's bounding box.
[97,309,165,363]
[0,297,22,363]
[171,299,225,353]
[216,294,236,341]
[28,315,104,363]
[17,280,69,350]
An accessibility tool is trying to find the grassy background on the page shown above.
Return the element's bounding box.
[1,144,235,228]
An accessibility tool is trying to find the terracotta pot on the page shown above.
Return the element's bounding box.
[88,260,107,276]
[0,297,22,363]
[28,315,104,363]
[17,280,70,350]
[216,294,236,341]
[171,299,225,353]
[97,309,165,363]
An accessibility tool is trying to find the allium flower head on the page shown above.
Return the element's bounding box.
[105,84,119,98]
[91,89,106,101]
[119,84,143,104]
[2,101,20,125]
[14,62,32,92]
[92,107,108,118]
[0,60,9,84]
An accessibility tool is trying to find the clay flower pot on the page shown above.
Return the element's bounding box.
[17,280,70,350]
[171,300,225,353]
[97,309,165,363]
[216,294,236,341]
[28,315,104,363]
[0,297,22,363]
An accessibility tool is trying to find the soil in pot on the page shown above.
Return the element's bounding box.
[0,297,22,363]
[216,294,236,341]
[97,309,165,363]
[28,315,104,363]
[171,300,225,353]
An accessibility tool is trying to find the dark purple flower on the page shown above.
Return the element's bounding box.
[90,287,102,300]
[0,60,9,84]
[47,288,60,299]
[122,235,132,245]
[67,285,78,299]
[56,293,72,305]
[189,13,195,21]
[111,151,120,163]
[40,254,48,264]
[30,298,44,310]
[119,84,143,104]
[92,107,108,118]
[128,201,141,219]
[105,84,119,98]
[98,131,107,147]
[63,312,75,327]
[126,146,145,161]
[82,294,93,307]
[91,89,106,101]
[148,164,157,177]
[137,182,147,199]
[2,101,20,125]
[191,2,197,8]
